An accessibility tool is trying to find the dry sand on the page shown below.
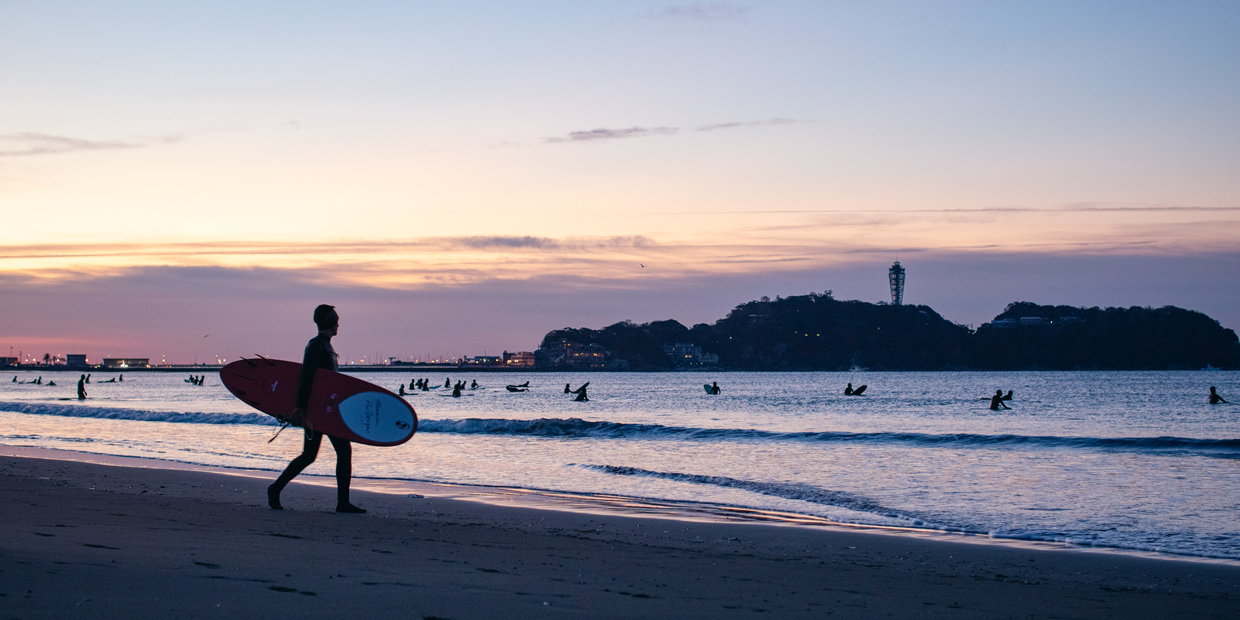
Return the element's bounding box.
[1,446,1236,619]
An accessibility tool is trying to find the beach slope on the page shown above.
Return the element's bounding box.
[2,450,1236,619]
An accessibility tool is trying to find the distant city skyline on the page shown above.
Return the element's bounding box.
[2,2,1237,363]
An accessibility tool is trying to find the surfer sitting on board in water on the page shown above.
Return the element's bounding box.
[267,304,367,514]
[1210,386,1228,404]
[988,389,1011,411]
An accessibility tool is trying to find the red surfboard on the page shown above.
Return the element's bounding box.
[220,358,417,447]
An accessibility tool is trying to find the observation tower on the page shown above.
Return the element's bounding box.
[888,261,906,306]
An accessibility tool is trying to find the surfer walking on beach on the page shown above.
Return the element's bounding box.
[267,304,367,514]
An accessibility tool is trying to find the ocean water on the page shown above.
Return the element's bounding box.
[2,369,1238,560]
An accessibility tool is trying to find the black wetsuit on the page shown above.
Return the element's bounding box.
[271,333,355,509]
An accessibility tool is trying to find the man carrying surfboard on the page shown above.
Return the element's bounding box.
[267,304,367,514]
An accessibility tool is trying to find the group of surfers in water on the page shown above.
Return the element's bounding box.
[398,377,481,397]
[185,375,204,385]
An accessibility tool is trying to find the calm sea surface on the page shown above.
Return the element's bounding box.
[2,369,1237,559]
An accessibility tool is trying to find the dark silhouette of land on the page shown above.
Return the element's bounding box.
[540,294,1239,371]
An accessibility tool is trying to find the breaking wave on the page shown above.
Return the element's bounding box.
[0,401,276,426]
[417,417,1240,458]
[4,403,1236,459]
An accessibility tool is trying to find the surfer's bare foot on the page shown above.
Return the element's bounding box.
[267,484,283,510]
[335,503,366,514]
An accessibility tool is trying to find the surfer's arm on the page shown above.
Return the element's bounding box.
[294,339,328,414]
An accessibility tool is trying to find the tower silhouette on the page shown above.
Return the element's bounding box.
[888,262,905,306]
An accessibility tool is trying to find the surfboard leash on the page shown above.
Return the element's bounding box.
[268,420,291,443]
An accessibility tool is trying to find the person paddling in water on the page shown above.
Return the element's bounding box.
[1209,386,1228,404]
[988,389,1011,411]
[267,304,366,514]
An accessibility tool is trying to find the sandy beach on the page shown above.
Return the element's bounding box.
[1,446,1236,619]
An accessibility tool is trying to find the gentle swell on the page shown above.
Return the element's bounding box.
[575,464,936,528]
[0,401,276,425]
[418,417,1240,458]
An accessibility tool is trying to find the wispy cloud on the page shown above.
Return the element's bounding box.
[0,132,182,158]
[544,118,800,144]
[640,3,750,22]
[695,118,799,132]
[544,126,680,143]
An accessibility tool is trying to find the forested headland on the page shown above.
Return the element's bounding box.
[537,294,1239,371]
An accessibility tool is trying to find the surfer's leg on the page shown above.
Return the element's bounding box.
[328,436,366,513]
[268,430,323,509]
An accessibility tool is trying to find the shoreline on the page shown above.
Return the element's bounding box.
[4,445,1239,568]
[3,446,1237,618]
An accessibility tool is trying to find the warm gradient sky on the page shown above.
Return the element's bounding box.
[2,1,1238,364]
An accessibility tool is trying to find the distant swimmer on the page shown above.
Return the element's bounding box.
[710,381,721,395]
[399,384,406,396]
[1001,390,1013,401]
[505,385,528,392]
[119,374,124,382]
[844,383,853,396]
[1209,386,1228,404]
[86,374,91,383]
[564,383,572,394]
[452,383,462,397]
[988,389,1011,411]
[470,379,478,389]
[571,382,590,402]
[77,374,87,400]
[445,378,451,388]
[46,380,56,386]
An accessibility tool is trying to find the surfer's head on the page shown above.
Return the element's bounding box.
[313,304,339,332]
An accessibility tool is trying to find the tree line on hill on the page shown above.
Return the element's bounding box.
[538,293,1239,371]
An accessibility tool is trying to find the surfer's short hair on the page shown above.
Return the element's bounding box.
[313,304,338,329]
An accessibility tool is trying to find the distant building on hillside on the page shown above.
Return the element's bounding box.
[503,351,535,368]
[888,261,906,306]
[661,343,720,369]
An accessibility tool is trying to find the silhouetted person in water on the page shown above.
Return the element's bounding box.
[989,389,1011,411]
[399,384,406,396]
[564,383,572,394]
[445,377,451,388]
[844,383,853,395]
[77,375,87,400]
[119,374,123,382]
[710,381,721,395]
[1001,390,1013,401]
[452,383,462,397]
[268,304,365,514]
[1210,386,1228,404]
[571,382,590,401]
[86,374,91,383]
[470,379,478,389]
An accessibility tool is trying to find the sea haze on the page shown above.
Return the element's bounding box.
[2,369,1238,560]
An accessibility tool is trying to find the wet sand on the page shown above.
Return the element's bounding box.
[2,446,1237,619]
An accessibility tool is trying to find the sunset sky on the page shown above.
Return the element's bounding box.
[2,1,1238,364]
